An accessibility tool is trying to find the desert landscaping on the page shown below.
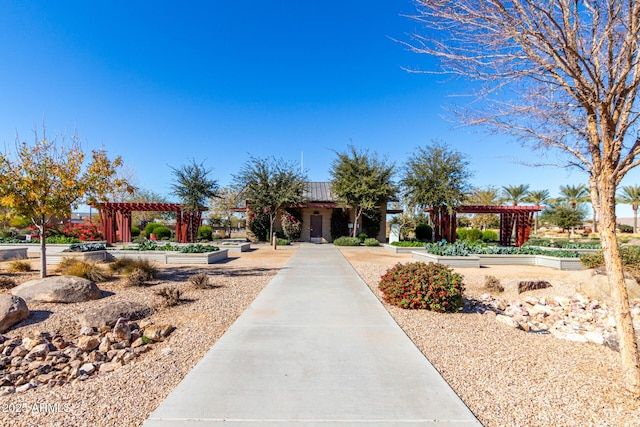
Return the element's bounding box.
[0,245,638,426]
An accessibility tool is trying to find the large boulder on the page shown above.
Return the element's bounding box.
[76,301,154,328]
[574,269,640,302]
[12,276,102,303]
[0,295,29,333]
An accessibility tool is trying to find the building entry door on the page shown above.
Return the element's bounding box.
[310,215,322,241]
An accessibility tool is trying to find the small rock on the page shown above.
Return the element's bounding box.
[80,326,95,336]
[15,383,33,393]
[99,361,121,373]
[27,343,50,359]
[113,318,131,342]
[10,345,28,358]
[79,363,96,375]
[77,336,100,352]
[496,314,521,329]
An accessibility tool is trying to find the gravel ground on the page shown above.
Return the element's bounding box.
[0,248,293,427]
[3,246,640,426]
[339,248,640,427]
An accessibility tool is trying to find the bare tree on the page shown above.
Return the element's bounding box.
[408,0,640,394]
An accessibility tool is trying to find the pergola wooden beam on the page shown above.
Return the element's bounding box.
[94,202,207,244]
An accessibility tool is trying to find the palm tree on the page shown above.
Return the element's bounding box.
[525,189,550,234]
[558,184,590,209]
[558,184,590,237]
[467,186,501,230]
[618,185,640,234]
[501,184,530,206]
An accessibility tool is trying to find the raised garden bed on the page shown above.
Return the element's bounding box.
[412,252,481,268]
[0,247,28,261]
[383,244,425,254]
[47,250,108,265]
[0,243,74,256]
[412,251,583,270]
[215,242,251,252]
[108,249,228,264]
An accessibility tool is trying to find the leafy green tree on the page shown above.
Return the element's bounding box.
[329,145,395,238]
[169,159,219,242]
[618,185,640,234]
[0,129,133,277]
[542,202,587,239]
[501,184,530,206]
[400,141,472,240]
[525,189,550,235]
[208,187,241,238]
[233,156,307,241]
[408,0,640,393]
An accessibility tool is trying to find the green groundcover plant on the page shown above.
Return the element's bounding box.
[378,261,465,313]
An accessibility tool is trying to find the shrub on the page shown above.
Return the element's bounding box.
[364,238,379,246]
[456,228,468,241]
[276,238,290,246]
[197,225,213,241]
[56,258,110,282]
[484,275,504,293]
[189,272,211,289]
[333,236,361,246]
[153,226,172,240]
[581,247,640,269]
[467,228,483,241]
[357,232,368,243]
[281,212,302,241]
[131,226,141,237]
[0,276,17,289]
[124,267,155,287]
[414,223,432,241]
[482,230,499,242]
[111,259,158,279]
[8,260,31,272]
[177,244,219,253]
[618,224,634,233]
[378,262,465,312]
[144,222,165,238]
[154,286,181,306]
[391,241,425,247]
[46,236,81,244]
[247,209,270,242]
[62,222,103,241]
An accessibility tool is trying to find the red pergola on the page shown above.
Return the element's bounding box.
[428,205,545,247]
[94,202,207,244]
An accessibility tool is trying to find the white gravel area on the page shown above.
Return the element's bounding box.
[0,248,294,427]
[339,248,640,427]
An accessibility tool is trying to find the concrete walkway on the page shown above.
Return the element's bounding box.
[144,244,480,426]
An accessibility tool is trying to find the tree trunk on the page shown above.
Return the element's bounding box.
[352,208,363,237]
[634,206,638,235]
[39,216,47,278]
[594,175,640,395]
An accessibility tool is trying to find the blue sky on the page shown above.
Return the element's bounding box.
[1,1,638,217]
